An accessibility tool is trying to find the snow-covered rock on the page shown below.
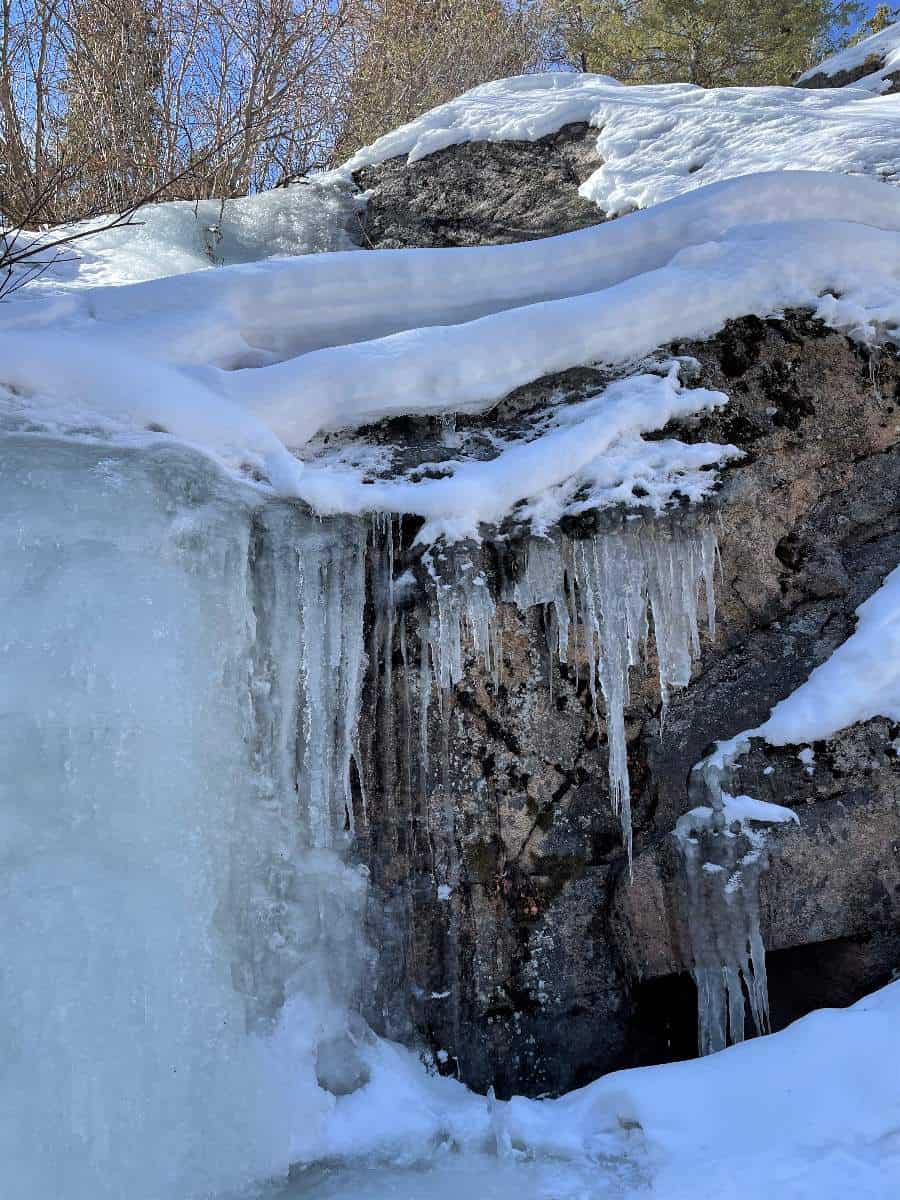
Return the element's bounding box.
[798,20,900,94]
[2,48,900,1200]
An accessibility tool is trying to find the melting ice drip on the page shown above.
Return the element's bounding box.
[676,747,797,1056]
[674,802,771,1056]
[419,518,717,865]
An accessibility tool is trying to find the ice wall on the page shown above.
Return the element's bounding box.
[0,437,370,1199]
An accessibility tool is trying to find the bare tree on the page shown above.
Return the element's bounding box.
[335,0,549,160]
[1,0,550,244]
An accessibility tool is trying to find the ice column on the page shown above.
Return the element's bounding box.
[675,744,779,1056]
[231,504,371,1033]
[675,808,771,1055]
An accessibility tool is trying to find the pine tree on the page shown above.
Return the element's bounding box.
[848,3,899,42]
[552,0,863,87]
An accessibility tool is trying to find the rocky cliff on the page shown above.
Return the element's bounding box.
[347,130,900,1097]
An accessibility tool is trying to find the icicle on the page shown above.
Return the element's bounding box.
[574,534,638,863]
[418,603,432,804]
[296,520,367,849]
[420,545,502,698]
[415,517,716,872]
[233,508,370,1035]
[675,745,781,1056]
[507,518,716,866]
[514,536,571,664]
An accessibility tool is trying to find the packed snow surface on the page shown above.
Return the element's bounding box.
[4,172,900,540]
[339,67,900,213]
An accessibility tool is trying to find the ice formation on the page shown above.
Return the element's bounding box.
[412,518,718,864]
[674,782,798,1055]
[0,437,375,1199]
[676,562,900,1055]
[2,29,900,1198]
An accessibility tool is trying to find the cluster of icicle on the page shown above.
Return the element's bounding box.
[419,517,718,867]
[233,506,371,1031]
[675,750,772,1056]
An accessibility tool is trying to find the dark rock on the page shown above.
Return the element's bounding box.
[348,309,900,1095]
[341,134,900,1096]
[352,123,605,248]
[795,53,885,90]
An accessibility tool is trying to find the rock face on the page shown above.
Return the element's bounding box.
[351,123,604,248]
[347,138,900,1097]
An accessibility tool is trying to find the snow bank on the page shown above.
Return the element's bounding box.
[310,980,900,1200]
[339,72,623,169]
[758,564,900,746]
[4,171,900,541]
[559,979,900,1199]
[13,170,896,370]
[702,564,900,774]
[797,20,900,93]
[337,69,900,215]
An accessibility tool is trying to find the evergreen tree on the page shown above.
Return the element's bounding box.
[847,3,899,42]
[552,0,863,86]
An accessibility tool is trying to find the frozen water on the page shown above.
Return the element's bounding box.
[676,811,771,1057]
[269,1151,642,1200]
[413,518,716,865]
[512,520,717,863]
[0,437,371,1199]
[678,765,798,1054]
[678,561,900,1053]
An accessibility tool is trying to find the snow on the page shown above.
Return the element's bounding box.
[4,172,900,541]
[676,793,800,838]
[704,564,900,772]
[337,69,900,214]
[10,178,360,289]
[339,72,624,169]
[3,53,900,1200]
[681,566,900,1058]
[295,979,900,1200]
[759,565,900,746]
[797,21,900,92]
[6,436,896,1200]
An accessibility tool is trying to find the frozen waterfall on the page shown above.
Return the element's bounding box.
[676,751,798,1056]
[0,434,721,1198]
[0,437,371,1199]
